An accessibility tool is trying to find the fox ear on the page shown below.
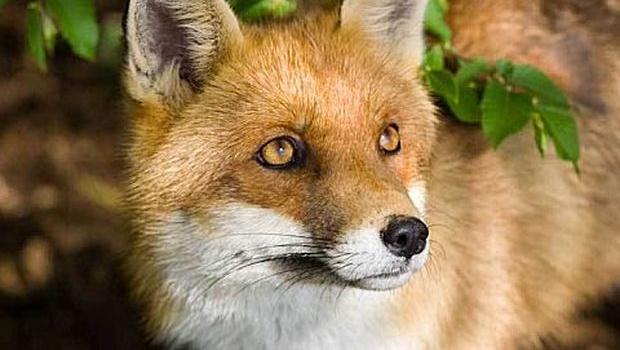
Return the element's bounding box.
[124,0,242,108]
[340,0,429,62]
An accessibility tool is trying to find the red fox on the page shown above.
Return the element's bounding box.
[123,0,620,348]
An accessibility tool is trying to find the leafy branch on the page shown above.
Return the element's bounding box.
[20,0,99,72]
[423,0,580,171]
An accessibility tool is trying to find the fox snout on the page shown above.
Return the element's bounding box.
[321,197,430,290]
[381,216,429,259]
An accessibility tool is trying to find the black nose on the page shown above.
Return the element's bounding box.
[381,216,429,259]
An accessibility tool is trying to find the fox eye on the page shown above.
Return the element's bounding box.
[379,124,401,155]
[256,136,304,169]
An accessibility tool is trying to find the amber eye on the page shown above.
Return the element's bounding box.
[379,124,401,154]
[256,136,304,169]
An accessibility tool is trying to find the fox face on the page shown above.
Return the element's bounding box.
[125,0,435,306]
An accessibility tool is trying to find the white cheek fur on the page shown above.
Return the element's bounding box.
[154,204,310,296]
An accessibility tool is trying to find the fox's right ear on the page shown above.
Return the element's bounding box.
[340,0,429,63]
[124,0,242,109]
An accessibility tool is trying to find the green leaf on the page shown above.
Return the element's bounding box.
[232,0,297,20]
[532,114,548,157]
[510,65,569,107]
[427,70,458,103]
[424,45,444,71]
[0,0,8,10]
[42,11,58,53]
[46,0,99,60]
[495,59,514,76]
[230,0,259,13]
[456,58,490,85]
[435,0,449,12]
[447,85,481,124]
[538,105,580,167]
[481,81,534,147]
[26,3,47,72]
[424,0,452,43]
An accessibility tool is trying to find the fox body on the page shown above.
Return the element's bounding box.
[123,0,620,349]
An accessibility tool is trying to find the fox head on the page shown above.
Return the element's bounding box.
[124,0,436,298]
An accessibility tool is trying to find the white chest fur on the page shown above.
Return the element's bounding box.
[158,284,420,350]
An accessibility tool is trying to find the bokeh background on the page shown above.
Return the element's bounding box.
[0,0,154,348]
[0,1,618,349]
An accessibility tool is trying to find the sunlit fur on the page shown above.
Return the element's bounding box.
[124,0,620,349]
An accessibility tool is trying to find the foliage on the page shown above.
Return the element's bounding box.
[4,0,580,170]
[14,0,99,71]
[424,0,451,42]
[46,0,98,60]
[26,3,48,71]
[229,0,297,21]
[422,0,580,170]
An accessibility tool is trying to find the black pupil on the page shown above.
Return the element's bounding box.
[385,128,397,148]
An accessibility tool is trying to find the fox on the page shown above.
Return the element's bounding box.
[122,0,620,349]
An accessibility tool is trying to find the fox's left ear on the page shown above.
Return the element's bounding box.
[124,0,242,109]
[340,0,429,62]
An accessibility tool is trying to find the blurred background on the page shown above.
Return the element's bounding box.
[0,0,154,348]
[0,0,618,349]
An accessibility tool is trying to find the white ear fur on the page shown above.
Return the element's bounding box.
[340,0,429,62]
[124,0,242,107]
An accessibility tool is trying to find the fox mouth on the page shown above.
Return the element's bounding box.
[345,267,413,291]
[355,268,410,281]
[275,254,414,291]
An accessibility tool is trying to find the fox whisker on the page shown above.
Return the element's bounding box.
[200,252,342,294]
[201,232,338,245]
